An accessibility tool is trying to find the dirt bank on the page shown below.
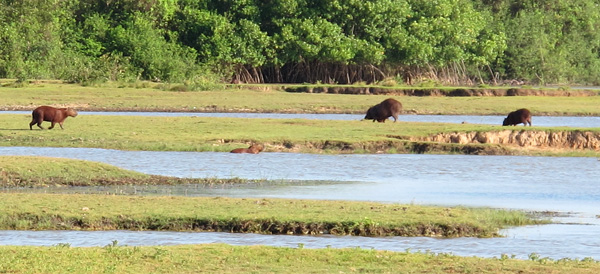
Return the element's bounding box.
[261,130,600,156]
[285,87,599,97]
[416,130,600,150]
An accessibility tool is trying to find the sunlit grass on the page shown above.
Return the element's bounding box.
[0,156,258,187]
[0,113,491,148]
[0,157,545,237]
[0,244,598,273]
[1,81,599,115]
[0,156,147,183]
[1,114,598,156]
[0,193,544,237]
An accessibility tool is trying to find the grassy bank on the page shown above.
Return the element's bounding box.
[0,193,542,237]
[1,81,600,116]
[0,157,543,237]
[0,156,256,187]
[1,114,599,156]
[1,244,598,273]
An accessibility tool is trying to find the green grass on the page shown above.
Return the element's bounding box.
[0,193,543,237]
[0,242,600,274]
[0,244,598,273]
[0,156,255,187]
[1,114,599,156]
[1,81,600,115]
[0,156,147,184]
[0,157,544,237]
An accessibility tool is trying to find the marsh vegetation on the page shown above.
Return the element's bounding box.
[1,82,599,271]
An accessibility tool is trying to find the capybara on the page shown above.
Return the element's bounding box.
[364,98,402,123]
[230,143,264,154]
[502,108,532,126]
[29,106,78,130]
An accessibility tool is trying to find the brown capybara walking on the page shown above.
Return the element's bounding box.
[364,98,402,123]
[29,106,78,130]
[502,108,532,126]
[230,144,264,154]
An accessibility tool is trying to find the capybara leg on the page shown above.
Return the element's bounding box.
[59,122,64,129]
[29,121,35,130]
[392,115,398,122]
[48,122,55,129]
[36,122,44,130]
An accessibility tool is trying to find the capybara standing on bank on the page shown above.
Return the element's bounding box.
[364,98,402,123]
[230,143,264,154]
[502,108,532,126]
[29,106,78,130]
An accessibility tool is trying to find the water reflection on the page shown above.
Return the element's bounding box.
[3,111,600,127]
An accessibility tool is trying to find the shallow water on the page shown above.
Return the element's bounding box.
[1,222,599,260]
[1,146,599,260]
[3,111,600,127]
[2,147,598,214]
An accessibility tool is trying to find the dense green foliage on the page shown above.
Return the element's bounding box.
[1,0,599,85]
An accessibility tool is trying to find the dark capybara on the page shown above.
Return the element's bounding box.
[364,98,402,123]
[29,106,78,130]
[502,108,532,126]
[230,144,264,154]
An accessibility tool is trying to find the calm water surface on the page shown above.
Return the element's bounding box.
[1,147,599,259]
[1,222,599,260]
[2,147,598,214]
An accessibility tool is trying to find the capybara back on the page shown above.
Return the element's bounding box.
[29,106,78,130]
[230,144,264,154]
[364,98,402,123]
[502,108,531,126]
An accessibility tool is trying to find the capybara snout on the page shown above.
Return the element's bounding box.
[29,106,78,130]
[364,98,402,123]
[502,108,532,126]
[230,143,264,154]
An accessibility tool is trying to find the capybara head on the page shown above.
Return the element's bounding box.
[502,108,531,126]
[364,107,377,120]
[66,108,78,118]
[248,144,264,153]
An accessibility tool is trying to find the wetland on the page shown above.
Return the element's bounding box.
[1,83,600,272]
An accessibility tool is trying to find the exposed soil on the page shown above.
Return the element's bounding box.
[257,129,600,156]
[415,130,600,150]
